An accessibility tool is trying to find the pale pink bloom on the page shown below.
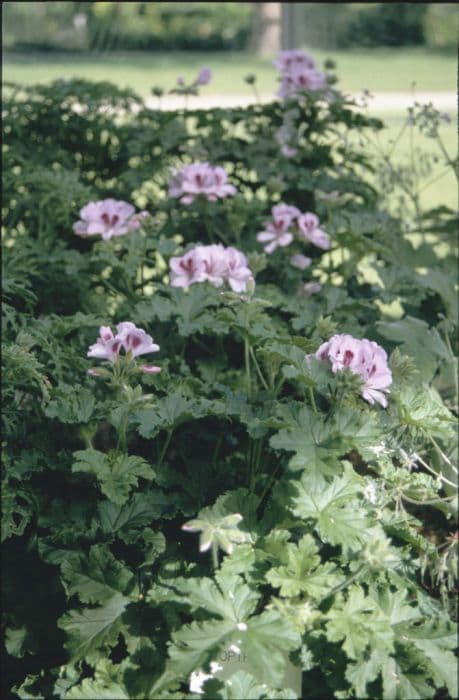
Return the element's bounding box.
[224,247,252,292]
[212,166,237,199]
[272,203,301,226]
[195,67,212,86]
[281,145,298,158]
[169,244,254,291]
[73,199,135,240]
[87,326,122,362]
[177,76,185,86]
[278,66,327,100]
[256,203,299,254]
[315,334,392,407]
[116,322,160,358]
[303,281,322,295]
[127,210,150,231]
[290,254,312,270]
[298,212,331,250]
[257,224,293,254]
[168,162,236,204]
[358,339,392,408]
[169,248,208,288]
[200,244,228,287]
[273,49,315,72]
[140,365,162,374]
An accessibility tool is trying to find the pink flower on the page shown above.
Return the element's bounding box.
[303,281,322,295]
[224,247,252,292]
[290,254,312,270]
[169,249,208,288]
[272,203,301,226]
[358,339,393,408]
[298,213,331,250]
[169,244,253,292]
[195,67,212,86]
[127,210,151,231]
[87,325,122,362]
[116,322,160,358]
[212,166,237,199]
[273,50,315,72]
[73,199,136,241]
[256,204,299,254]
[200,244,228,287]
[87,323,160,365]
[168,162,236,204]
[275,49,326,101]
[281,145,298,158]
[315,334,392,407]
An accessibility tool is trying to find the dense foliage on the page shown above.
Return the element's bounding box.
[2,54,458,700]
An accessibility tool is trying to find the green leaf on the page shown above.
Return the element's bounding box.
[44,384,95,424]
[72,449,154,505]
[266,534,342,598]
[58,592,130,663]
[396,618,458,698]
[65,659,129,699]
[219,670,297,699]
[291,464,369,547]
[326,585,394,661]
[376,316,450,382]
[60,544,134,604]
[182,494,253,556]
[134,390,209,439]
[269,405,343,476]
[95,490,178,541]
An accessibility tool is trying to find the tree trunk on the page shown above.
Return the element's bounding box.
[249,3,281,56]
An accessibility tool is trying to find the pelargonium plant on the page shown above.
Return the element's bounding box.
[168,162,237,204]
[2,43,457,700]
[87,322,161,376]
[73,199,150,240]
[274,49,327,100]
[169,243,253,292]
[256,203,331,255]
[314,333,393,407]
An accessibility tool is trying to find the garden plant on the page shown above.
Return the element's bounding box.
[2,49,458,699]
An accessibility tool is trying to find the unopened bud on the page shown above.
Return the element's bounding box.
[140,365,162,374]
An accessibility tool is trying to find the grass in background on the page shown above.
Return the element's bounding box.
[2,47,457,96]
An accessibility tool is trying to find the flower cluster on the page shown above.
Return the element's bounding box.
[169,244,252,292]
[274,49,327,100]
[87,322,160,373]
[168,162,237,205]
[257,204,331,255]
[314,334,392,407]
[73,199,150,241]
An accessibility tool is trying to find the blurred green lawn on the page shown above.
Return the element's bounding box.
[3,48,456,212]
[2,47,457,95]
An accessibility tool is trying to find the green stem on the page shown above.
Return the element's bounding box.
[249,346,269,391]
[244,336,251,398]
[324,564,367,600]
[211,542,219,569]
[401,493,456,507]
[309,386,318,413]
[258,460,281,507]
[117,411,129,453]
[158,429,173,467]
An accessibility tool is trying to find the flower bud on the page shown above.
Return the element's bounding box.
[140,365,162,374]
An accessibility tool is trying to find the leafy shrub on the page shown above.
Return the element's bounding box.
[2,55,458,700]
